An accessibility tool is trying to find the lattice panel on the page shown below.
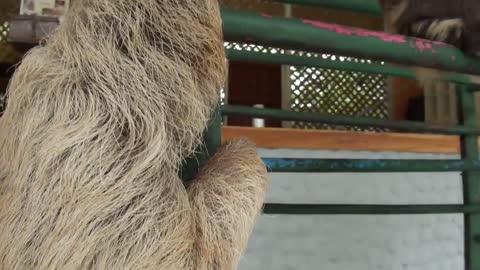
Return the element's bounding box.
[226,42,388,131]
[0,22,8,42]
[224,42,285,55]
[0,21,22,63]
[290,54,388,131]
[220,88,226,105]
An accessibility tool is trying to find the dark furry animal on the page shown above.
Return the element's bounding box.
[379,0,480,125]
[380,0,480,56]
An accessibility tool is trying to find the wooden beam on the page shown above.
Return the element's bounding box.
[222,126,464,154]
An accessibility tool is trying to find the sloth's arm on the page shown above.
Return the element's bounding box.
[187,138,269,270]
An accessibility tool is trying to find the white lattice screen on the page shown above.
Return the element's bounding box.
[0,22,8,42]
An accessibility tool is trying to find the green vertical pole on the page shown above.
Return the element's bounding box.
[180,106,222,181]
[459,85,480,270]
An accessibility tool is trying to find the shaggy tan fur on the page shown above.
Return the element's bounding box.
[0,0,269,269]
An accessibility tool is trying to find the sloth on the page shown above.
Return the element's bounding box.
[0,0,269,269]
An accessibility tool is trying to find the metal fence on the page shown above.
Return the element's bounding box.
[185,1,480,269]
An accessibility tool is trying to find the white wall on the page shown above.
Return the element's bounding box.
[238,148,465,270]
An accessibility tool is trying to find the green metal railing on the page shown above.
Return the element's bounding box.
[184,2,480,269]
[222,104,480,135]
[222,8,480,76]
[273,0,383,14]
[227,49,479,85]
[181,108,222,181]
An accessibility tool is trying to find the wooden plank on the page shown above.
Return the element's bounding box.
[221,126,464,154]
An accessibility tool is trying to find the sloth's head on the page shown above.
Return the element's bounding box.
[2,0,227,169]
[65,0,228,157]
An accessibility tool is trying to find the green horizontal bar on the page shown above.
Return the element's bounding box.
[263,158,480,173]
[227,49,412,76]
[222,105,480,135]
[227,49,480,86]
[221,8,480,76]
[264,204,480,215]
[273,0,382,15]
